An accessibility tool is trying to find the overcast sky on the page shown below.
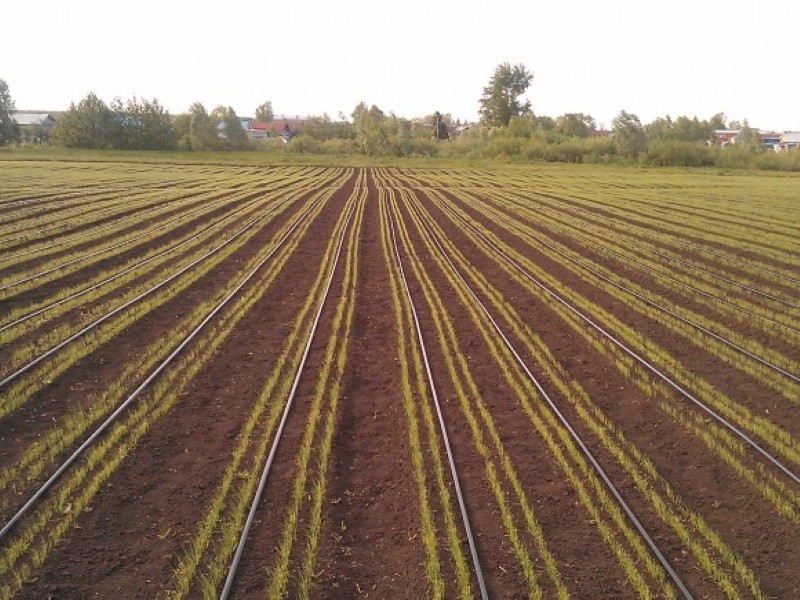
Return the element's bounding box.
[5,0,799,131]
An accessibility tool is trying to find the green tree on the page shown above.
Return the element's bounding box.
[255,101,274,122]
[53,92,114,148]
[709,112,727,130]
[534,115,556,131]
[432,110,449,140]
[211,106,247,150]
[109,96,176,150]
[612,110,647,158]
[479,62,533,127]
[645,115,711,143]
[0,79,20,145]
[644,115,675,142]
[302,114,356,141]
[352,102,391,155]
[673,115,711,143]
[172,112,192,150]
[184,103,218,150]
[556,113,596,137]
[507,113,536,138]
[736,120,764,152]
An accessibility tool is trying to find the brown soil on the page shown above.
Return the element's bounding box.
[2,166,797,600]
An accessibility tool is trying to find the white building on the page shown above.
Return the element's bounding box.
[778,132,800,151]
[11,112,56,142]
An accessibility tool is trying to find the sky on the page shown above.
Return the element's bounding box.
[5,0,799,131]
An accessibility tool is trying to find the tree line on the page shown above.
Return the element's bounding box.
[1,68,798,171]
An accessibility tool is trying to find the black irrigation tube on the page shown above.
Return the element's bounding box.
[219,187,359,600]
[481,190,800,317]
[444,195,800,384]
[0,189,327,543]
[530,191,800,288]
[433,191,800,486]
[0,215,86,246]
[385,195,489,600]
[0,192,299,390]
[547,215,800,328]
[405,194,694,600]
[0,175,286,252]
[386,195,489,600]
[0,188,261,291]
[0,189,286,334]
[534,189,799,275]
[0,195,176,261]
[558,206,800,309]
[0,184,179,244]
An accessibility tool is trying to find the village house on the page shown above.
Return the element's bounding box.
[760,132,781,150]
[243,115,308,142]
[711,129,740,146]
[711,129,790,150]
[777,132,800,151]
[11,112,56,142]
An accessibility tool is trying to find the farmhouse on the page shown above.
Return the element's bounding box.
[244,115,308,142]
[711,129,788,150]
[11,112,56,142]
[760,132,781,149]
[777,131,800,151]
[711,129,740,146]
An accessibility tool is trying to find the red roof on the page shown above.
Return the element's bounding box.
[247,119,306,135]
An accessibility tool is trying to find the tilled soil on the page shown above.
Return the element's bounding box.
[2,166,797,599]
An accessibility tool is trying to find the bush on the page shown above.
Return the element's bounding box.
[485,135,524,158]
[645,141,715,167]
[320,138,359,154]
[285,135,321,153]
[756,150,800,172]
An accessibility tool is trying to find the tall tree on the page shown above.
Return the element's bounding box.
[0,79,20,145]
[109,96,176,150]
[709,112,727,130]
[432,110,449,140]
[352,102,390,155]
[644,115,675,142]
[53,92,114,149]
[479,62,533,127]
[736,120,764,152]
[645,115,712,143]
[302,114,356,141]
[185,103,218,150]
[556,113,596,137]
[612,110,647,157]
[255,101,274,122]
[212,105,247,149]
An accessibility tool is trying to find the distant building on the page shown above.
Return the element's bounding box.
[760,132,781,150]
[11,112,56,142]
[711,129,740,146]
[244,120,271,141]
[712,129,787,150]
[243,115,308,142]
[778,132,800,151]
[451,123,472,137]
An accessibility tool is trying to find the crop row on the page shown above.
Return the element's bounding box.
[0,168,359,598]
[429,184,800,404]
[1,162,797,598]
[377,166,796,597]
[407,171,798,507]
[452,179,800,330]
[0,170,339,369]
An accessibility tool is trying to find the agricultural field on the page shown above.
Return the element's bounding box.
[0,159,798,599]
